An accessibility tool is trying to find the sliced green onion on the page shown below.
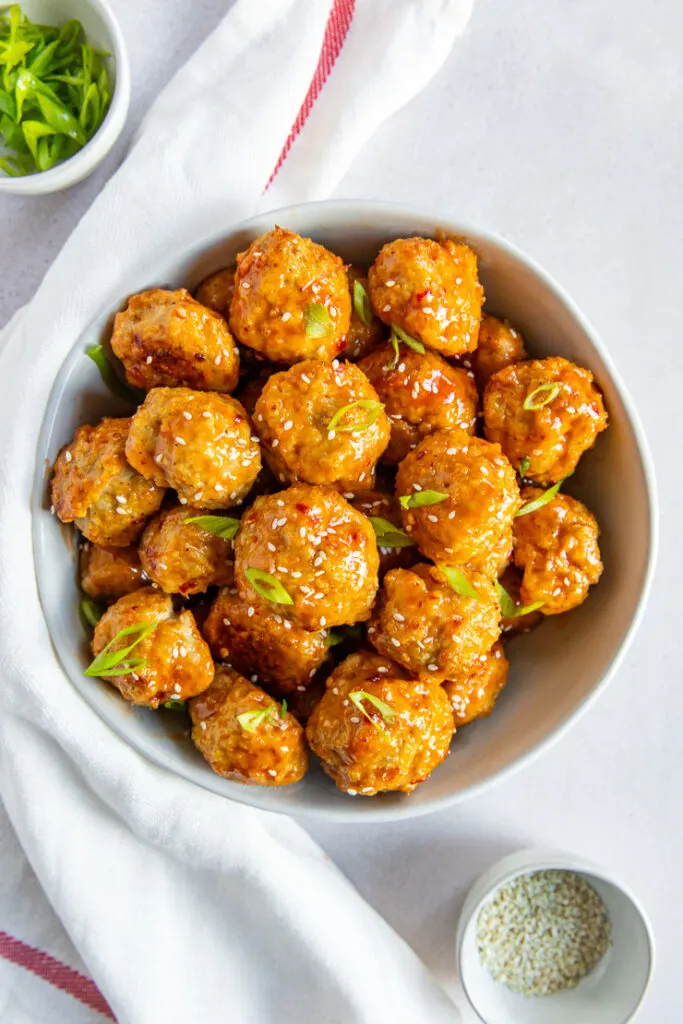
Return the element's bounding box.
[244,568,293,605]
[86,344,138,403]
[79,596,103,630]
[438,565,480,601]
[304,302,331,338]
[280,699,287,718]
[237,704,278,733]
[388,331,401,370]
[163,699,186,710]
[349,689,395,735]
[391,324,425,355]
[519,456,530,478]
[523,382,560,411]
[183,515,240,540]
[327,624,364,647]
[399,490,448,510]
[369,516,417,549]
[496,581,544,618]
[85,620,157,678]
[327,399,384,433]
[326,630,346,647]
[353,279,373,327]
[516,479,566,518]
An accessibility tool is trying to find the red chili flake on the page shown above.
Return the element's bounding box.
[415,289,430,302]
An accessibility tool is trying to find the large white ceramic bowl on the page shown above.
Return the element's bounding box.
[0,0,130,196]
[32,201,657,822]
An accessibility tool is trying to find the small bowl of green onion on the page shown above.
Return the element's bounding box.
[0,0,129,194]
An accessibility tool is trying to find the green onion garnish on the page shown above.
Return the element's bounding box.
[399,490,448,509]
[79,596,103,630]
[353,279,373,327]
[523,383,560,411]
[496,581,544,618]
[516,478,568,518]
[244,568,293,605]
[438,565,480,601]
[369,516,416,549]
[280,699,287,718]
[392,324,425,354]
[0,6,112,178]
[326,630,345,647]
[183,515,240,540]
[237,704,279,733]
[85,620,157,678]
[519,456,530,478]
[327,399,384,433]
[86,345,138,403]
[163,699,186,710]
[304,302,331,338]
[349,689,395,735]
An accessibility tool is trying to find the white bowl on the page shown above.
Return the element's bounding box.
[0,0,130,195]
[456,848,654,1023]
[32,200,658,821]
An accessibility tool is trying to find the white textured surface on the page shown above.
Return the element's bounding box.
[1,0,680,1021]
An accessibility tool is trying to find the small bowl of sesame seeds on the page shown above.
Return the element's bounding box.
[456,848,654,1024]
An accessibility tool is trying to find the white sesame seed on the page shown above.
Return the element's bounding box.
[116,494,127,504]
[272,439,279,447]
[283,420,293,431]
[145,355,153,364]
[328,430,336,440]
[214,354,222,365]
[175,436,186,446]
[174,683,181,693]
[247,606,255,617]
[281,311,291,322]
[64,451,72,463]
[202,411,212,419]
[383,304,391,311]
[391,638,401,648]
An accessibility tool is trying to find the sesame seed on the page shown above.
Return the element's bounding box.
[281,311,291,322]
[283,420,293,431]
[391,638,400,648]
[115,507,127,515]
[268,769,277,777]
[64,451,72,463]
[247,607,255,617]
[116,494,127,504]
[272,439,279,447]
[202,411,212,419]
[427,514,438,522]
[328,430,336,440]
[222,618,231,626]
[267,542,276,552]
[145,355,153,364]
[214,354,222,365]
[174,683,181,693]
[320,616,326,626]
[175,436,186,446]
[179,497,187,504]
[383,304,391,311]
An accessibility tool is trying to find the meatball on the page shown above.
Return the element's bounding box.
[51,417,165,547]
[471,315,527,389]
[110,288,239,393]
[253,359,390,490]
[194,266,235,317]
[498,565,545,638]
[202,587,330,694]
[342,267,385,360]
[230,227,351,364]
[306,651,454,795]
[90,587,214,707]
[285,675,326,725]
[189,665,308,785]
[358,341,478,463]
[483,356,608,485]
[126,388,261,508]
[513,487,603,614]
[367,236,483,357]
[349,487,418,577]
[442,642,509,726]
[234,484,379,630]
[80,542,145,603]
[368,565,501,681]
[138,505,234,595]
[395,429,520,573]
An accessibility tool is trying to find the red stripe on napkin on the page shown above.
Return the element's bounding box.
[266,0,356,187]
[0,931,115,1019]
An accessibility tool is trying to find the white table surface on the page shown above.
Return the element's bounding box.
[2,1,680,1020]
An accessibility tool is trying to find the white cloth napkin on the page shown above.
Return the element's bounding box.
[0,1,474,1021]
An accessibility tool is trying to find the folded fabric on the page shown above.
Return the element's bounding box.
[0,1,474,1020]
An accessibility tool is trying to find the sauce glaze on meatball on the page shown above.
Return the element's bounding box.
[471,314,527,389]
[306,651,455,795]
[194,266,236,318]
[442,641,509,725]
[348,487,419,577]
[138,504,234,595]
[190,665,308,785]
[111,288,239,393]
[80,542,145,603]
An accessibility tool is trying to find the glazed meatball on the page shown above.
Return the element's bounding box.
[126,388,261,509]
[342,267,385,360]
[359,341,478,463]
[368,565,501,681]
[189,665,308,785]
[110,288,239,393]
[395,429,520,573]
[349,487,418,577]
[513,487,603,614]
[306,651,455,795]
[80,542,145,603]
[497,565,545,638]
[51,417,165,547]
[253,360,390,490]
[442,642,509,726]
[194,266,236,317]
[471,315,527,389]
[368,236,483,357]
[202,587,330,694]
[483,356,608,485]
[230,227,351,364]
[285,675,326,725]
[138,505,234,595]
[234,484,379,630]
[90,587,214,707]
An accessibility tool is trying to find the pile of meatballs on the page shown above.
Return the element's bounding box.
[51,227,608,798]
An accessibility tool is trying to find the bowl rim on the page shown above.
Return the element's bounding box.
[0,0,130,195]
[31,198,659,823]
[454,846,655,1024]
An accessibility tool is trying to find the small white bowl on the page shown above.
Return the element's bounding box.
[0,0,130,195]
[456,848,654,1024]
